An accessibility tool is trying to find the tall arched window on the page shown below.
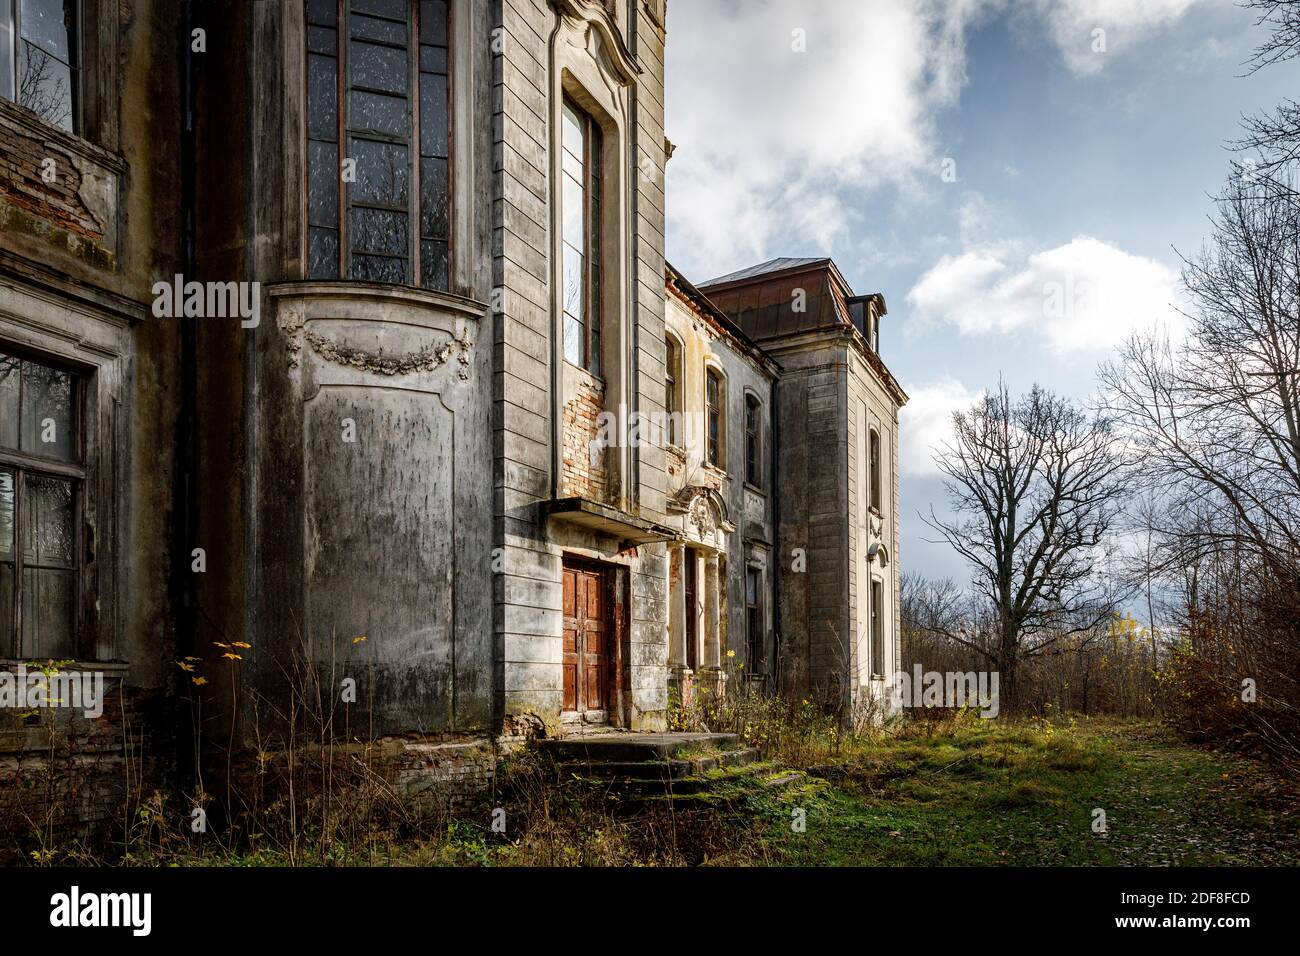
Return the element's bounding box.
[561,96,604,376]
[705,367,723,468]
[305,0,452,289]
[744,393,761,487]
[664,334,680,446]
[869,427,882,513]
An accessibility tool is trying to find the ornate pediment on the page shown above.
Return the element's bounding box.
[554,0,641,85]
[670,485,735,543]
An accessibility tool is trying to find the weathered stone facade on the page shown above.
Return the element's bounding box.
[0,0,183,851]
[699,259,907,714]
[0,0,904,850]
[662,264,778,703]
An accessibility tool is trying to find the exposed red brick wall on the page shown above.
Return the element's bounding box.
[0,109,103,240]
[563,375,608,500]
[0,677,171,861]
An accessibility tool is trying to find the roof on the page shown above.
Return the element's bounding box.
[694,257,907,407]
[665,261,779,375]
[701,257,831,288]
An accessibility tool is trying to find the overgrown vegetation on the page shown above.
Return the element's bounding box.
[11,711,1297,867]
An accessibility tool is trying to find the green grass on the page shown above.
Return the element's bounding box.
[756,717,1300,866]
[94,717,1300,867]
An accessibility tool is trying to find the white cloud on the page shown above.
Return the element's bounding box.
[664,0,991,278]
[663,0,1222,280]
[905,235,1184,353]
[900,377,983,477]
[1024,0,1223,76]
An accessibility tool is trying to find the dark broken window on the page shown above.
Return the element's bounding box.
[0,0,80,132]
[306,0,451,290]
[0,349,83,659]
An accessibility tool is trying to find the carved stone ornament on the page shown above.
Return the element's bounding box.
[688,495,715,538]
[554,0,640,85]
[303,327,474,379]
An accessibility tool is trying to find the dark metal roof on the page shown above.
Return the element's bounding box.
[700,257,830,288]
[665,261,778,373]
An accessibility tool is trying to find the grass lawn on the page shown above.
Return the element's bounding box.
[106,716,1300,867]
[752,716,1300,866]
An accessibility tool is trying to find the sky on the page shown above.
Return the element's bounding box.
[663,0,1300,584]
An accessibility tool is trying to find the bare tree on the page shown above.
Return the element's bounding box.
[1234,1,1300,194]
[1100,173,1300,764]
[923,383,1128,709]
[1099,179,1300,578]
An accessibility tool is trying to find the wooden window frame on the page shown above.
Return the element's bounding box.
[1,0,82,134]
[869,426,882,514]
[745,562,763,676]
[0,348,86,661]
[705,367,724,469]
[664,334,680,447]
[870,578,884,678]
[744,393,761,488]
[304,0,453,290]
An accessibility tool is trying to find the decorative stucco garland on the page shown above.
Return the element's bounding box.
[303,327,473,380]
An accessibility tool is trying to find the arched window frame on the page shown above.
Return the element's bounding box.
[743,389,762,489]
[869,425,882,514]
[705,364,725,470]
[664,332,682,447]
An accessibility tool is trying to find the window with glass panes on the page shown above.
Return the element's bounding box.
[744,394,760,486]
[745,565,762,674]
[0,350,82,659]
[664,335,679,445]
[869,427,882,513]
[561,97,603,376]
[870,579,884,677]
[305,0,451,290]
[0,0,80,133]
[705,369,722,467]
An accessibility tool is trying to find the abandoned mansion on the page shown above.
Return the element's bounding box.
[0,0,904,836]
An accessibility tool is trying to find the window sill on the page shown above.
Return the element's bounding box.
[562,359,605,386]
[743,481,766,497]
[268,280,487,319]
[703,462,729,481]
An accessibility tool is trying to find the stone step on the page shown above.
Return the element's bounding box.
[559,747,763,795]
[534,731,744,764]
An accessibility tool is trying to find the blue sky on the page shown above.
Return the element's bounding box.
[663,0,1300,583]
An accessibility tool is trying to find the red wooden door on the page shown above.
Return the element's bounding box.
[562,564,608,715]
